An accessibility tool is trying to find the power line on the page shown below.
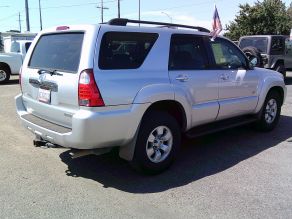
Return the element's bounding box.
[0,11,22,22]
[30,0,118,10]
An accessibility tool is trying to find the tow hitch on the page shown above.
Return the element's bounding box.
[33,137,59,148]
[33,136,112,158]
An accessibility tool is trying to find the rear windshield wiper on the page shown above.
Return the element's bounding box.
[37,69,63,76]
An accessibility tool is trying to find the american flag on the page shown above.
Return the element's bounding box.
[210,5,222,40]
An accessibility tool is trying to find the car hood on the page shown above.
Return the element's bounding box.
[254,67,283,79]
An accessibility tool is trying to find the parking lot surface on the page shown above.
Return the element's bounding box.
[0,75,292,218]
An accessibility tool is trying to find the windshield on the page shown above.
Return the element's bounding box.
[29,33,84,73]
[239,37,268,53]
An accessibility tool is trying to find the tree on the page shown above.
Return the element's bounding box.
[225,0,292,40]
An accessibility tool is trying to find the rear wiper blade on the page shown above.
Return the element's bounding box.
[37,69,63,76]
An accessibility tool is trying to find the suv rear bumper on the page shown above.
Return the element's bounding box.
[15,94,148,149]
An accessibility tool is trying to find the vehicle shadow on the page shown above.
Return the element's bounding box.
[59,115,292,194]
[2,79,19,85]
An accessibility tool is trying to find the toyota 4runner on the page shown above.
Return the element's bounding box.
[15,19,286,174]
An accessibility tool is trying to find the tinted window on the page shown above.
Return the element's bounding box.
[29,33,84,73]
[169,35,208,70]
[271,37,285,55]
[99,32,158,70]
[211,38,247,69]
[11,41,20,53]
[239,37,268,53]
[25,42,31,52]
[286,39,292,56]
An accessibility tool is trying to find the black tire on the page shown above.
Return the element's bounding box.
[131,111,181,174]
[255,91,282,132]
[242,46,262,67]
[274,63,286,78]
[0,65,11,84]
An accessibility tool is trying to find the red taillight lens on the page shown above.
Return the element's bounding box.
[78,69,104,107]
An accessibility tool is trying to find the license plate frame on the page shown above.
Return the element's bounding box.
[38,88,51,104]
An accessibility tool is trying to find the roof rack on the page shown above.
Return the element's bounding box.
[107,18,210,33]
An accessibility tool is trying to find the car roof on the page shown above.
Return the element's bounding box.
[40,20,212,37]
[239,35,286,39]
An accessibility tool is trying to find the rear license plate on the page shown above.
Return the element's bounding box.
[38,88,51,103]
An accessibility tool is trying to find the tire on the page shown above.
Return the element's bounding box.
[255,91,282,132]
[242,46,262,67]
[274,63,286,79]
[0,65,11,84]
[131,111,181,174]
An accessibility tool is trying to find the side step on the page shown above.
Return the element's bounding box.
[186,115,258,138]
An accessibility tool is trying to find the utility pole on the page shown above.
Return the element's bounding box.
[18,12,22,32]
[38,0,43,31]
[118,0,120,18]
[96,0,109,23]
[138,0,140,26]
[25,0,30,31]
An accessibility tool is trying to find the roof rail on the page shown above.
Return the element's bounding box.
[107,18,210,33]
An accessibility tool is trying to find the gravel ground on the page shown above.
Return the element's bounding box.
[0,74,292,219]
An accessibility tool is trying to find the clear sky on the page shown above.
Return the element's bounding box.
[0,0,291,33]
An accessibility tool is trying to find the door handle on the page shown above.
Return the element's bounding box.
[176,75,189,82]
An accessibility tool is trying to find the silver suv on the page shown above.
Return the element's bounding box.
[15,19,286,174]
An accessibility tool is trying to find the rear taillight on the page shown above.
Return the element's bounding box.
[78,69,104,107]
[19,67,22,92]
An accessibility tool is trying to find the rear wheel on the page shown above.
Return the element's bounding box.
[0,66,11,84]
[131,111,181,174]
[256,91,282,132]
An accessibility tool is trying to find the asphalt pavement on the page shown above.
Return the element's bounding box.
[0,74,292,218]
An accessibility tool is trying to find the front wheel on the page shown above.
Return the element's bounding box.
[131,111,181,174]
[0,66,11,84]
[256,91,282,132]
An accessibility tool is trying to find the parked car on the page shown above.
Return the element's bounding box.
[238,35,292,78]
[15,19,286,174]
[0,40,32,84]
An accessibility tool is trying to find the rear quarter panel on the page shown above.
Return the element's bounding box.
[93,26,171,106]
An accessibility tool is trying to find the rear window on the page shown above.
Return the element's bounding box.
[239,37,268,53]
[99,32,158,69]
[29,33,84,73]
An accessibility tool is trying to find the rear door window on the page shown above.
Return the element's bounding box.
[29,33,84,73]
[99,32,158,69]
[169,34,208,70]
[270,37,285,55]
[25,42,31,52]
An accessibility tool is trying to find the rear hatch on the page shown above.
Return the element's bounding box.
[21,25,99,128]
